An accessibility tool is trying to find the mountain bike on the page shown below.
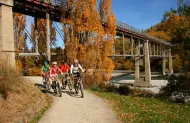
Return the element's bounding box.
[73,72,84,98]
[43,73,51,90]
[62,73,72,90]
[51,75,62,97]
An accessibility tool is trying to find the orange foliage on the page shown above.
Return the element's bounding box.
[147,12,190,72]
[31,19,56,53]
[173,55,183,72]
[62,0,116,82]
[148,31,170,41]
[13,13,27,51]
[100,0,112,22]
[15,60,23,72]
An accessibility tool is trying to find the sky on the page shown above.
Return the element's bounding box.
[25,0,178,49]
[112,0,177,30]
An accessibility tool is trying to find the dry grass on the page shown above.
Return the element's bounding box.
[0,53,51,123]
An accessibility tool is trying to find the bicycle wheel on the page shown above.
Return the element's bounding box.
[74,81,79,94]
[79,80,84,98]
[57,82,62,97]
[67,79,72,91]
[46,78,51,90]
[61,78,66,89]
[52,82,57,93]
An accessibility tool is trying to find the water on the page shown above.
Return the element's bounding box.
[110,72,164,82]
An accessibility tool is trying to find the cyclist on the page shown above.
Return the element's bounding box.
[41,61,50,83]
[50,61,63,84]
[61,60,70,73]
[70,59,84,85]
[70,59,84,75]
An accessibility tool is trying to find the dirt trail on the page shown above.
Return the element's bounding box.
[25,77,121,123]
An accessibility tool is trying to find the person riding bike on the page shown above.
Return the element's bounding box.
[50,61,63,83]
[41,61,50,83]
[60,61,70,87]
[70,59,84,83]
[61,60,70,73]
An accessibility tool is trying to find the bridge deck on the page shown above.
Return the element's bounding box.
[12,0,171,46]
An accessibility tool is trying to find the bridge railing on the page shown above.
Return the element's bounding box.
[26,0,66,6]
[116,21,171,45]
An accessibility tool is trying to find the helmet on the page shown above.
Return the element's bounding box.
[74,59,78,64]
[44,61,48,65]
[52,61,57,65]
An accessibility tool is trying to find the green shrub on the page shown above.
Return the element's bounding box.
[91,86,101,92]
[106,85,118,93]
[159,73,190,99]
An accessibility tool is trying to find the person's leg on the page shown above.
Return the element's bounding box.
[42,72,45,83]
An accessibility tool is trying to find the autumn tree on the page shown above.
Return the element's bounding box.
[31,19,57,54]
[147,0,190,72]
[61,0,116,82]
[13,13,27,52]
[13,13,28,72]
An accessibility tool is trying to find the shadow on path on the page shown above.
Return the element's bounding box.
[35,83,83,98]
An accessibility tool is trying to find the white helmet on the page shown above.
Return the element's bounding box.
[52,61,57,65]
[74,59,79,64]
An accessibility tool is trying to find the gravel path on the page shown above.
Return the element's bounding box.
[24,77,121,123]
[40,90,120,123]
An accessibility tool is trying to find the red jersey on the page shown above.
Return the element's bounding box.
[61,64,70,73]
[50,66,61,75]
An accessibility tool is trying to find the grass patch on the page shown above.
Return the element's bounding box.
[0,53,52,122]
[91,91,190,123]
[30,104,51,123]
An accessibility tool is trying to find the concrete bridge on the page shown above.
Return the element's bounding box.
[0,0,173,86]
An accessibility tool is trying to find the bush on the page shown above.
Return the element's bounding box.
[0,68,24,99]
[130,88,155,98]
[28,67,41,76]
[91,86,101,92]
[117,85,130,95]
[83,74,100,88]
[91,83,155,98]
[123,60,134,70]
[106,85,118,93]
[159,73,190,103]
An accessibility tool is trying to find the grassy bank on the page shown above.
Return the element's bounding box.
[0,53,52,122]
[30,103,51,123]
[92,91,190,123]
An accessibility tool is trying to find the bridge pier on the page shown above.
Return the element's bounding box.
[46,13,51,61]
[162,49,166,75]
[169,48,173,74]
[134,40,151,87]
[0,1,15,67]
[135,39,140,82]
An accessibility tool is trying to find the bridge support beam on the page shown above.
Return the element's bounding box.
[134,40,151,87]
[144,40,151,86]
[135,39,140,83]
[34,17,38,53]
[0,1,15,67]
[149,42,152,56]
[122,33,125,59]
[130,35,134,56]
[169,48,173,74]
[46,13,51,61]
[153,43,156,56]
[162,49,166,75]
